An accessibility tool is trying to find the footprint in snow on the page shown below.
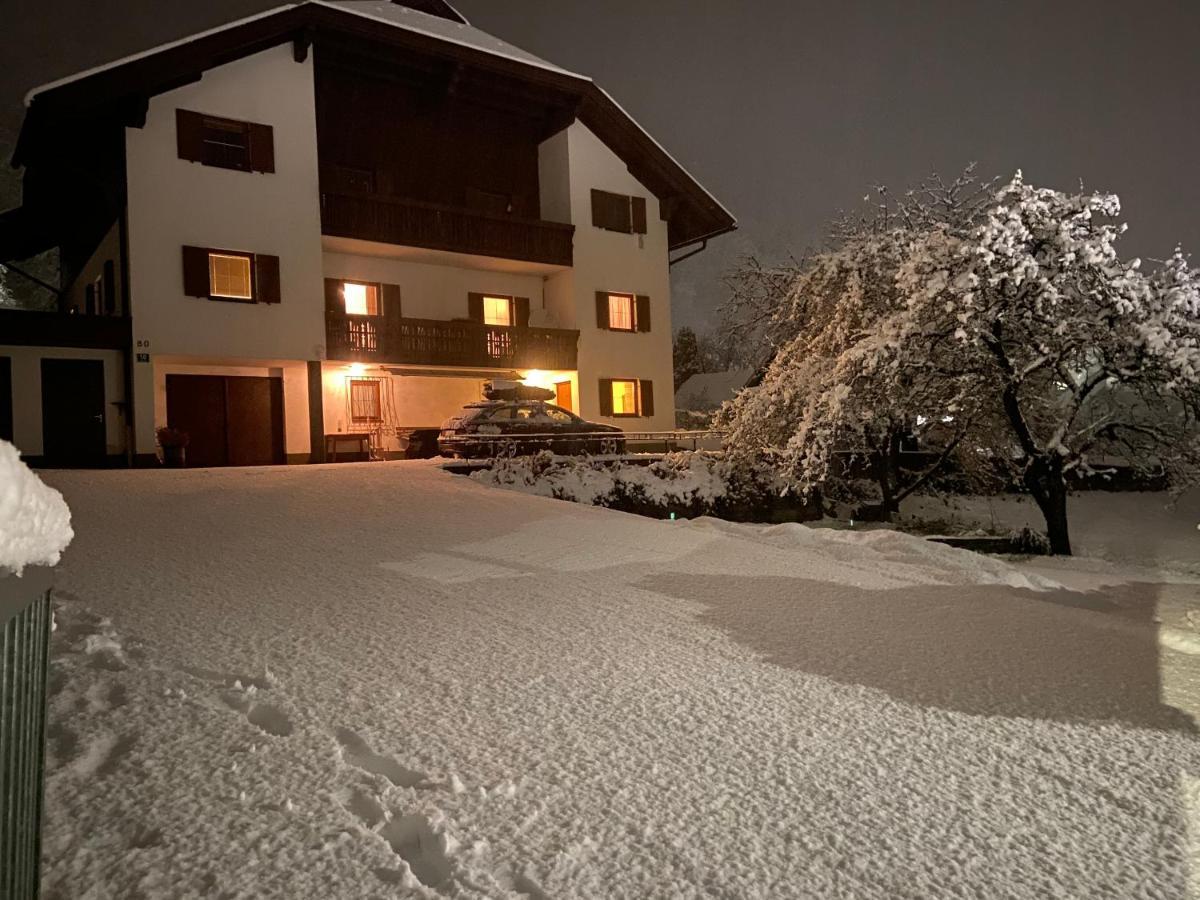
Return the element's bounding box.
[378,812,453,888]
[71,732,136,779]
[335,728,427,788]
[221,691,294,737]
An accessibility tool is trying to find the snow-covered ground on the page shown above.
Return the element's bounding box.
[37,462,1200,898]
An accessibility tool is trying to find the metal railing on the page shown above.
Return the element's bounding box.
[1,565,53,900]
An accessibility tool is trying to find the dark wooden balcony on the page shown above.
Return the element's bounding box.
[320,192,575,268]
[0,309,131,349]
[326,313,578,370]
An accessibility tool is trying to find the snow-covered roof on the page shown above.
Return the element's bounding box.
[24,1,581,106]
[675,369,755,411]
[314,1,584,79]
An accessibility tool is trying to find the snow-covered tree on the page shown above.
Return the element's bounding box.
[672,327,705,390]
[900,173,1200,554]
[718,171,993,520]
[0,266,14,307]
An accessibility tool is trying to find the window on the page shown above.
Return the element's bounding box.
[612,380,638,416]
[176,109,275,174]
[595,293,651,332]
[343,282,380,316]
[607,294,634,331]
[599,378,655,418]
[182,246,281,304]
[545,406,574,423]
[590,189,648,234]
[483,296,513,327]
[349,378,382,423]
[208,253,253,299]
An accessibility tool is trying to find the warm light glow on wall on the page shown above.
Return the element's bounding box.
[521,370,552,389]
[346,363,368,376]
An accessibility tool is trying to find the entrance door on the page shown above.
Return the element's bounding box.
[554,381,572,411]
[41,358,107,466]
[165,374,285,467]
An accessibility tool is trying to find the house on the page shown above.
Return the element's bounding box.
[0,0,735,467]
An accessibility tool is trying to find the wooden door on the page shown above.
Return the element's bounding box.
[554,381,572,412]
[166,375,228,468]
[40,358,107,466]
[165,374,285,468]
[225,377,285,466]
[0,356,11,443]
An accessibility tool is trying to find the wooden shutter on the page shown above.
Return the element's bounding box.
[176,109,205,163]
[631,197,647,234]
[598,378,614,417]
[248,123,275,173]
[595,292,610,329]
[635,295,651,332]
[255,254,281,304]
[382,283,401,317]
[514,297,530,328]
[102,260,117,315]
[591,189,607,229]
[639,380,655,417]
[324,278,344,312]
[182,245,210,297]
[467,292,485,323]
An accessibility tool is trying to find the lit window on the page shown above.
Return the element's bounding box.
[608,294,634,331]
[349,378,382,422]
[612,380,638,416]
[209,253,253,299]
[343,282,380,316]
[483,296,512,327]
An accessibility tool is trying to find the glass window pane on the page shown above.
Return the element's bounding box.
[612,380,638,415]
[344,282,379,316]
[208,253,253,299]
[483,296,512,326]
[608,294,633,330]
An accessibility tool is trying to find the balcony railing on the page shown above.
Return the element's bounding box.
[327,313,579,370]
[321,192,575,267]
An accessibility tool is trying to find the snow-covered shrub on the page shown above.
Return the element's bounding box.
[475,451,818,523]
[0,440,73,574]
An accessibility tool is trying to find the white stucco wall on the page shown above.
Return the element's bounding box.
[322,254,557,327]
[0,346,127,457]
[125,45,324,454]
[539,122,675,431]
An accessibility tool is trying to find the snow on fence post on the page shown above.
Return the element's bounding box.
[0,565,54,900]
[0,440,73,900]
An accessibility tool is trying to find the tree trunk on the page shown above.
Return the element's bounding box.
[1023,455,1071,555]
[872,444,898,523]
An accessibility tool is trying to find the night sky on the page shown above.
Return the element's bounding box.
[4,0,1199,331]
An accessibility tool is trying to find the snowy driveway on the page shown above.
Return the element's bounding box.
[39,462,1200,899]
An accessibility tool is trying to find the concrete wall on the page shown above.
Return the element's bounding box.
[125,45,324,455]
[538,122,675,431]
[0,345,127,458]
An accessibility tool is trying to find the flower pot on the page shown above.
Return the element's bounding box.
[162,446,187,468]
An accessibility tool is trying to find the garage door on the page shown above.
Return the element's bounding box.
[166,374,285,468]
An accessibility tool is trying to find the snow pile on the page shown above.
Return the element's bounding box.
[0,439,72,574]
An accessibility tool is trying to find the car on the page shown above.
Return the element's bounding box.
[438,383,626,459]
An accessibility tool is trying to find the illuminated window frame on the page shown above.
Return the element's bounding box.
[208,252,254,300]
[483,295,513,327]
[349,377,383,423]
[611,379,639,417]
[607,293,635,331]
[343,281,381,316]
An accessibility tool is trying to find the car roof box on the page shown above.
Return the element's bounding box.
[483,379,555,402]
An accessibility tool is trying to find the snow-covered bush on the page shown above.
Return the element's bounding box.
[0,439,73,574]
[474,451,817,522]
